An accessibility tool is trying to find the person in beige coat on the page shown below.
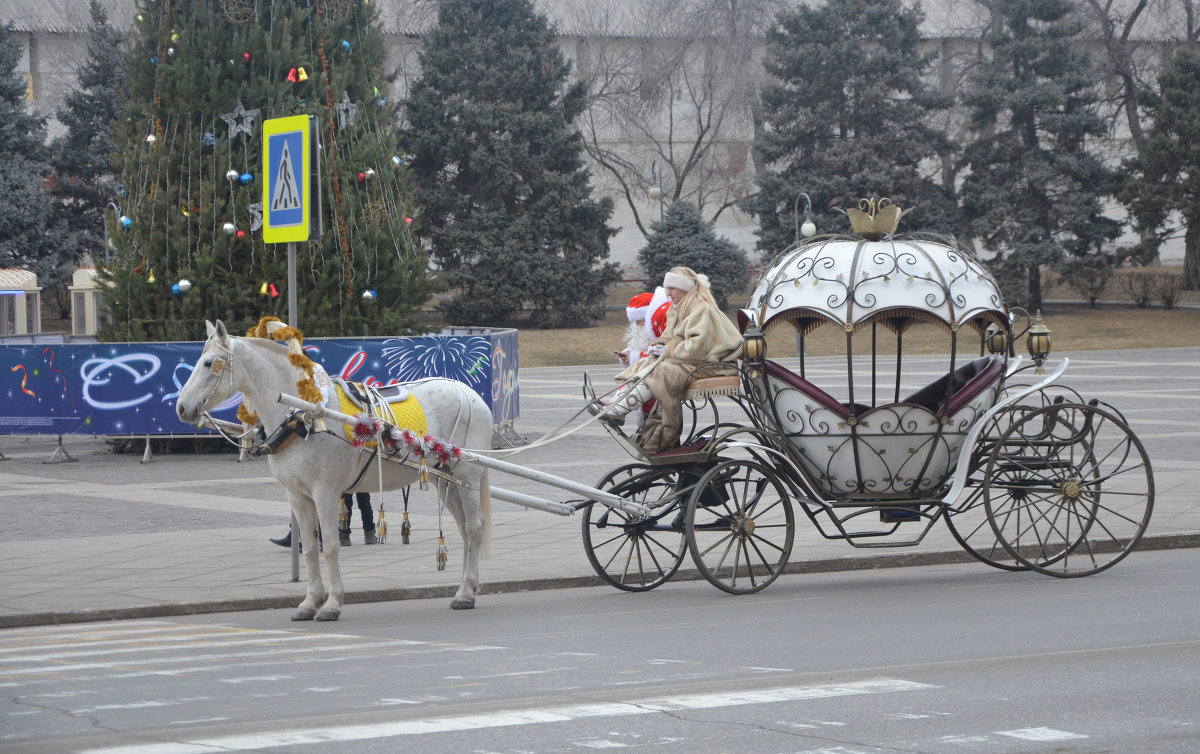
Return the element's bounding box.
[595,266,743,453]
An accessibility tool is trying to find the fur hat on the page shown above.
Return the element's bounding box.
[663,267,710,292]
[626,291,654,322]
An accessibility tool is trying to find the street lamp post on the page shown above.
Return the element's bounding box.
[793,192,816,242]
[649,159,664,222]
[792,191,817,361]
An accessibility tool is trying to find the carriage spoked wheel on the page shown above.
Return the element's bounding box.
[945,487,1030,572]
[685,458,794,594]
[582,464,688,591]
[946,408,1033,572]
[983,402,1154,577]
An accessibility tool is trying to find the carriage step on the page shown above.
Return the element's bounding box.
[880,505,922,523]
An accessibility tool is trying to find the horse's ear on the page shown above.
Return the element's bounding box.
[205,320,216,338]
[213,319,229,342]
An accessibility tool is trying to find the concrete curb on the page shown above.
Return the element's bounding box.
[3,532,1195,629]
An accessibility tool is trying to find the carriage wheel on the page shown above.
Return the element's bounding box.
[984,402,1154,577]
[686,459,794,594]
[946,407,1032,572]
[945,487,1030,571]
[581,464,688,592]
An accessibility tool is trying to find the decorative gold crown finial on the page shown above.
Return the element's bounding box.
[842,197,908,240]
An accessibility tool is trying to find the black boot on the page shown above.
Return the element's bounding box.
[271,531,304,553]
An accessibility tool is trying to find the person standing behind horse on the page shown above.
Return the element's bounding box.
[596,266,742,453]
[340,492,378,545]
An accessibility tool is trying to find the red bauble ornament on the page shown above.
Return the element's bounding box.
[236,229,245,239]
[357,172,366,183]
[243,52,251,62]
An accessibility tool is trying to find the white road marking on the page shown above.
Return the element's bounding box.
[997,727,1088,741]
[75,698,209,713]
[79,678,936,754]
[1,634,348,663]
[0,640,407,677]
[940,734,991,744]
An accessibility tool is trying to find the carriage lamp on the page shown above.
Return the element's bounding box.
[985,323,1009,355]
[1026,310,1052,374]
[742,326,767,379]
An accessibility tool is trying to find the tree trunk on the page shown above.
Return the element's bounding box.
[1185,220,1200,290]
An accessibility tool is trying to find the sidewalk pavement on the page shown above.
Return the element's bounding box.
[2,350,1199,628]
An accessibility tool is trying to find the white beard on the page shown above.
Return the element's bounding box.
[623,321,651,357]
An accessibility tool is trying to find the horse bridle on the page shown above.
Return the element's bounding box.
[196,337,237,416]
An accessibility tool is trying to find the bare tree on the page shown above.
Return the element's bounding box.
[1081,0,1200,270]
[567,0,787,237]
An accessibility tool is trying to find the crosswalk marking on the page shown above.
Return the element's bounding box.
[79,678,937,754]
[0,620,501,686]
[997,727,1088,742]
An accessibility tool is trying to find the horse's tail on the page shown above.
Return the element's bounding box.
[478,468,492,559]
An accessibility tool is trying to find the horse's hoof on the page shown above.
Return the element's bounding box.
[292,608,316,621]
[315,609,341,622]
[450,598,475,610]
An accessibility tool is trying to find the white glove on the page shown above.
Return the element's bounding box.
[648,344,665,357]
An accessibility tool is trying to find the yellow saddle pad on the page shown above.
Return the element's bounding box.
[335,383,427,445]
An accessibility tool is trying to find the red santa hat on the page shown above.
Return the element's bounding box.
[626,291,654,322]
[644,286,671,340]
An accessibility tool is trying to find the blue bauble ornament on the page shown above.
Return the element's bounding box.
[239,172,253,185]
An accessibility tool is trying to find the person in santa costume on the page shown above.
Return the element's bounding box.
[617,291,654,367]
[592,267,741,453]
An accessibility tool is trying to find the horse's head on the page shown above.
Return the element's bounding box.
[176,319,238,423]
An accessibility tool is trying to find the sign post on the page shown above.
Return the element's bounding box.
[262,114,322,579]
[262,114,322,327]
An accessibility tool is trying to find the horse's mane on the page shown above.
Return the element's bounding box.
[237,316,323,425]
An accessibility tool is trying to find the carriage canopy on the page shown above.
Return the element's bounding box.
[745,233,1007,337]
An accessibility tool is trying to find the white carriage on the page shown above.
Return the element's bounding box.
[578,199,1155,593]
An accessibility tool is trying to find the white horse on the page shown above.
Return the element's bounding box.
[176,320,492,621]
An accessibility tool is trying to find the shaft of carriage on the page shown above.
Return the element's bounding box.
[275,391,653,519]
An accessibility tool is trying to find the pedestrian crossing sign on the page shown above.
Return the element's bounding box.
[262,115,321,243]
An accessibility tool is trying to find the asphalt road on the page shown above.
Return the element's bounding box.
[3,547,1198,754]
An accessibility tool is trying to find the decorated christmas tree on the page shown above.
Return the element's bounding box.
[101,0,435,341]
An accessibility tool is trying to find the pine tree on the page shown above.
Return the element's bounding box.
[0,22,52,272]
[638,203,749,308]
[43,0,126,314]
[101,0,434,341]
[404,0,619,327]
[957,0,1119,309]
[742,0,956,259]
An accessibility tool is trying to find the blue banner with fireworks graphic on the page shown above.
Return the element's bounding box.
[0,329,519,436]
